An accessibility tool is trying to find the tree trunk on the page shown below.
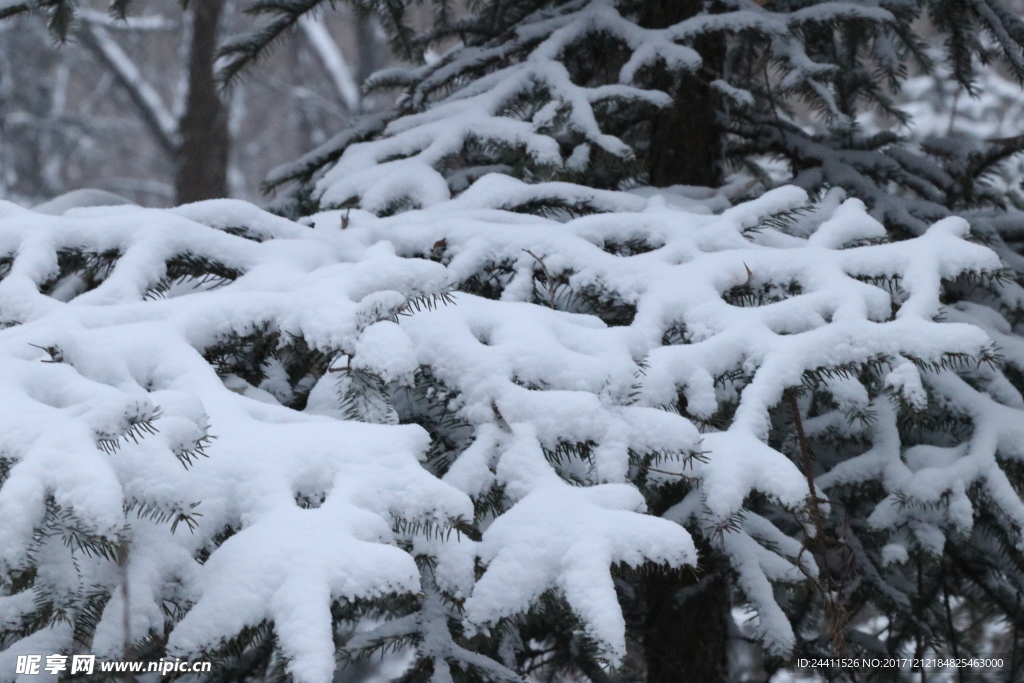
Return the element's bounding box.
[355,9,377,87]
[174,0,229,204]
[630,2,732,678]
[639,0,722,188]
[642,558,731,683]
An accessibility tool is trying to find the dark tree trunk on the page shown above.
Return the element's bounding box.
[628,2,732,679]
[641,557,731,683]
[638,0,723,188]
[355,9,378,88]
[175,0,229,204]
[626,1,733,679]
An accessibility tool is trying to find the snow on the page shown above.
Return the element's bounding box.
[0,190,721,680]
[0,200,470,682]
[32,189,133,216]
[5,22,1024,666]
[466,476,694,659]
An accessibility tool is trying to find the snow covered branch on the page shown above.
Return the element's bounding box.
[3,173,1024,678]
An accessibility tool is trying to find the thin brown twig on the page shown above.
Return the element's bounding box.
[788,389,851,655]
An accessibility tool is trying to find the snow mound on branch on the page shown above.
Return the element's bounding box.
[32,189,133,216]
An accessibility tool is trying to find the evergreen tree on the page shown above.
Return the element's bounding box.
[256,0,1024,677]
[3,1,1024,683]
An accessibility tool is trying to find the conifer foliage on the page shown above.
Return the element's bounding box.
[259,0,1024,229]
[0,183,1021,681]
[4,1,1024,682]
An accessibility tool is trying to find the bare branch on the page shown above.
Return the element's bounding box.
[78,8,177,31]
[76,23,180,155]
[298,14,360,112]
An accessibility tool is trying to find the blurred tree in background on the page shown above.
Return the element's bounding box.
[0,0,392,205]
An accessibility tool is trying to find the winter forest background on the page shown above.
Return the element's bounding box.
[3,1,1024,682]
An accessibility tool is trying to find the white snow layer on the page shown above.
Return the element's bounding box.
[0,177,1020,680]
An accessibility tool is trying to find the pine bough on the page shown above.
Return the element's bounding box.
[0,175,1022,680]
